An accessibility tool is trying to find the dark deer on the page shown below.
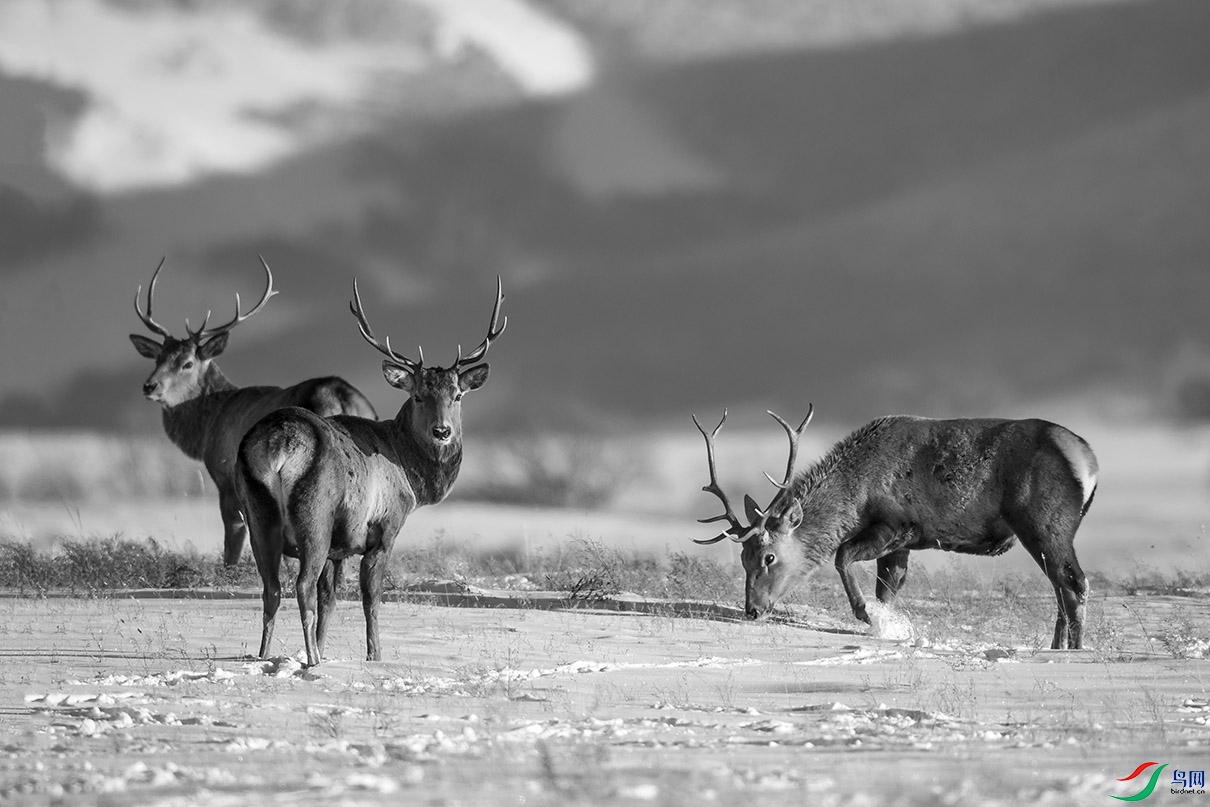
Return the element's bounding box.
[693,409,1098,649]
[237,277,506,666]
[129,257,377,566]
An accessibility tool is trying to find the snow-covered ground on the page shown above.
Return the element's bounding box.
[4,594,1206,803]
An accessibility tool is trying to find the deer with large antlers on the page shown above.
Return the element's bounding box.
[237,277,506,666]
[693,408,1098,649]
[129,257,377,566]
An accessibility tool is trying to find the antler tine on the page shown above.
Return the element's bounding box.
[453,275,507,369]
[192,255,280,340]
[764,404,815,490]
[348,278,422,370]
[692,532,733,545]
[133,256,173,339]
[184,310,213,339]
[691,411,751,544]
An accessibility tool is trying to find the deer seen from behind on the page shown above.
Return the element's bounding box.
[129,257,377,566]
[237,277,506,666]
[693,408,1098,649]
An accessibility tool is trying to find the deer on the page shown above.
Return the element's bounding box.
[692,408,1099,649]
[236,276,506,666]
[129,257,378,566]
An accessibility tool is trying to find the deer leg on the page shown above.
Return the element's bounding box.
[875,549,911,605]
[240,464,282,658]
[1039,549,1087,650]
[835,523,908,624]
[218,486,248,567]
[296,549,327,667]
[316,558,342,659]
[248,533,282,659]
[360,548,388,662]
[1009,515,1088,650]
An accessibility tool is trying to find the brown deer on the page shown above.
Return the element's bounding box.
[693,408,1098,649]
[129,257,377,566]
[237,277,506,666]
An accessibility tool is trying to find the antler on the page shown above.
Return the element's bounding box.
[133,257,173,339]
[452,276,507,369]
[762,405,814,490]
[188,255,278,340]
[692,411,755,545]
[349,278,423,371]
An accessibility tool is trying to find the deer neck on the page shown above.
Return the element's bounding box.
[794,473,866,569]
[392,401,463,507]
[160,365,240,462]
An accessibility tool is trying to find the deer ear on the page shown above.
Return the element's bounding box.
[458,363,489,392]
[382,360,416,391]
[197,332,229,360]
[129,334,162,359]
[743,494,764,524]
[785,500,803,529]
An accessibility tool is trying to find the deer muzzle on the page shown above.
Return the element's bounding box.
[745,603,772,621]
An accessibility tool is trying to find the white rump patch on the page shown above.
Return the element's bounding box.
[1049,427,1098,506]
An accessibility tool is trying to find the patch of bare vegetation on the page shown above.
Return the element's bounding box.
[0,537,260,595]
[3,532,1206,660]
[0,533,739,603]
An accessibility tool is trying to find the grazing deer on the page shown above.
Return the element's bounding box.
[129,257,378,566]
[693,409,1098,649]
[237,277,506,666]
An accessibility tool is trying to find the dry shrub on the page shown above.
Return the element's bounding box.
[0,537,260,594]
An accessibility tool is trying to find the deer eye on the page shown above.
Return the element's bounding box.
[182,360,195,370]
[764,553,776,567]
[455,393,463,402]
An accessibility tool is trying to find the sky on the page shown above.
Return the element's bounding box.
[0,0,594,192]
[1,0,1207,433]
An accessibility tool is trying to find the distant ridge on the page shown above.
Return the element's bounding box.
[1,0,1208,430]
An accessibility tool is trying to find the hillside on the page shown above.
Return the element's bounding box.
[1,0,1208,431]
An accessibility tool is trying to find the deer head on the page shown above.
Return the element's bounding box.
[692,406,814,619]
[129,257,278,407]
[349,276,505,459]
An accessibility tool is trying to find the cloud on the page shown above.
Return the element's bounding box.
[410,0,594,95]
[0,0,594,193]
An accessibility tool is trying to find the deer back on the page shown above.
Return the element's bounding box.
[786,417,1089,562]
[241,403,460,537]
[167,378,362,485]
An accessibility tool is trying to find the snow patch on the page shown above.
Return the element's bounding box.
[239,654,330,680]
[865,601,915,641]
[84,668,237,687]
[798,647,911,666]
[378,655,759,695]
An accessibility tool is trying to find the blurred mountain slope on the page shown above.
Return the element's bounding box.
[3,0,1208,430]
[220,0,1210,427]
